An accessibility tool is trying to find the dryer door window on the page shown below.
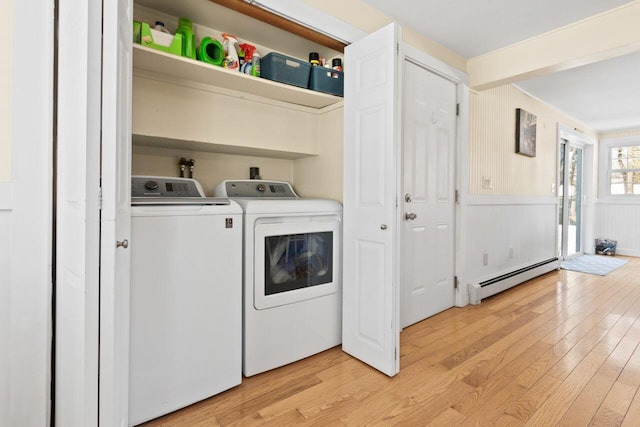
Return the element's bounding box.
[254,217,340,310]
[265,231,333,295]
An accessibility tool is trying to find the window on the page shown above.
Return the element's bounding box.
[609,144,640,195]
[600,137,640,198]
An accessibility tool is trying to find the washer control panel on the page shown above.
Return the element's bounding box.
[215,180,298,198]
[132,176,205,198]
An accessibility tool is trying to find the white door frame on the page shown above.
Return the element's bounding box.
[556,123,594,258]
[5,0,54,425]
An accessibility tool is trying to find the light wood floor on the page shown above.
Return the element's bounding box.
[143,257,640,426]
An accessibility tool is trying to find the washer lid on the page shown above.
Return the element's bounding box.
[238,198,342,214]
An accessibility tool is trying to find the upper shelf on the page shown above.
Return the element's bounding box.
[133,44,343,110]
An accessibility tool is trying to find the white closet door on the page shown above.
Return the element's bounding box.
[342,23,401,377]
[99,0,133,425]
[55,0,102,424]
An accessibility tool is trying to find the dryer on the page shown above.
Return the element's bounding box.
[129,176,242,425]
[215,180,342,376]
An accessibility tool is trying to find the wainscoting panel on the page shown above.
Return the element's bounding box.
[0,184,12,421]
[463,196,558,289]
[595,202,640,257]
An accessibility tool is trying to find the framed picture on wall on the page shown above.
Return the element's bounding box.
[516,108,536,157]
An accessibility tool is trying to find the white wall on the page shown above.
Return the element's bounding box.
[595,127,640,256]
[459,84,597,301]
[293,105,344,201]
[297,0,466,72]
[132,145,294,195]
[1,0,54,425]
[469,85,597,196]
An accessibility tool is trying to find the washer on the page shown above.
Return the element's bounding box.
[215,180,342,377]
[129,176,242,425]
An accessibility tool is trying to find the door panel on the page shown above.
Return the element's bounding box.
[401,61,456,328]
[558,142,583,258]
[100,0,132,424]
[55,1,101,424]
[343,23,400,377]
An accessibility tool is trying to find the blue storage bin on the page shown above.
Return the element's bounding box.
[308,66,344,97]
[260,53,311,89]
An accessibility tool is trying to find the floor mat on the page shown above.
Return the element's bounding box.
[561,254,628,276]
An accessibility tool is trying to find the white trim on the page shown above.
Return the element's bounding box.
[598,135,640,199]
[403,44,468,85]
[595,198,640,205]
[246,0,368,43]
[465,195,557,206]
[617,249,640,257]
[557,123,595,257]
[557,123,593,146]
[0,183,13,210]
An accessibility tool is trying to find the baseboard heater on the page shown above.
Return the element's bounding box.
[468,257,559,305]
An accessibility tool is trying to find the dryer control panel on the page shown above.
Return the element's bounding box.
[215,180,299,198]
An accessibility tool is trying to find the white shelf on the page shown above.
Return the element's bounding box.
[133,44,343,109]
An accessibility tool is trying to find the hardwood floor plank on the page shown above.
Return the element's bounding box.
[556,337,637,426]
[139,257,640,427]
[426,407,466,426]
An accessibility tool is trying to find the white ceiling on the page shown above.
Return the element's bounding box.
[362,0,638,132]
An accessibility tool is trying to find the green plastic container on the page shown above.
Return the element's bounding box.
[133,20,142,44]
[140,22,182,56]
[198,37,224,66]
[175,17,196,60]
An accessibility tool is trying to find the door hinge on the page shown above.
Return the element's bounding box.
[454,276,459,289]
[456,103,460,116]
[98,187,102,210]
[455,190,459,203]
[395,347,397,361]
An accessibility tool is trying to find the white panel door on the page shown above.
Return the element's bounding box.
[342,23,401,377]
[55,0,102,424]
[401,61,457,328]
[100,0,133,425]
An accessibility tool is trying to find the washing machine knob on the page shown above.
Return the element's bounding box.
[256,183,266,193]
[145,180,159,191]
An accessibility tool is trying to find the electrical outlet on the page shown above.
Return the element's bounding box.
[551,183,556,194]
[483,252,489,266]
[482,176,493,190]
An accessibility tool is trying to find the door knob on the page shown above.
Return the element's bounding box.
[380,224,388,230]
[116,239,129,249]
[405,212,417,220]
[404,193,412,203]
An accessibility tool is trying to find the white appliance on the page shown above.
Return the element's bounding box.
[129,176,242,425]
[215,180,342,377]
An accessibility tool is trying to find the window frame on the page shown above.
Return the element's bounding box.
[599,136,640,201]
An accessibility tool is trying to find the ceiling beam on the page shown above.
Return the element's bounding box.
[468,1,640,91]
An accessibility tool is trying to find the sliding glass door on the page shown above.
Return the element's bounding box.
[558,141,584,259]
